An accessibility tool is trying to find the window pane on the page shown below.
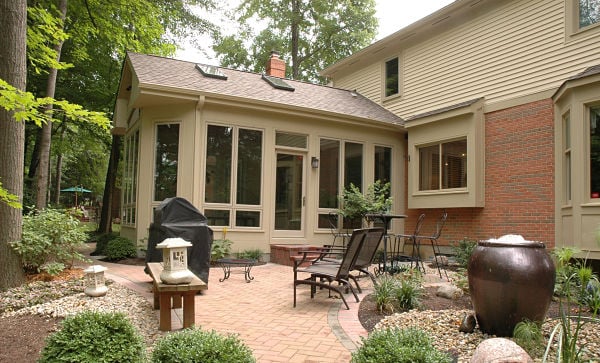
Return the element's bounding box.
[375,146,392,198]
[319,139,340,208]
[237,129,262,205]
[154,124,179,201]
[442,140,467,189]
[205,209,230,226]
[235,211,260,227]
[590,106,600,198]
[317,213,330,229]
[579,0,600,28]
[385,57,399,97]
[564,112,571,202]
[419,145,439,191]
[275,132,307,148]
[205,125,232,203]
[345,142,363,190]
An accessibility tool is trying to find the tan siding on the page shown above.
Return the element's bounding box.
[334,62,381,103]
[333,0,600,118]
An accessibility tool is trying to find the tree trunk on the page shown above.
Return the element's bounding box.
[291,0,300,79]
[0,0,27,288]
[98,133,121,234]
[53,124,66,205]
[33,0,68,209]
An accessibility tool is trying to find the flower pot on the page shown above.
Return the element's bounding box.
[467,235,555,336]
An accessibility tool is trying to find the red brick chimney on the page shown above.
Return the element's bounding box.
[266,51,286,78]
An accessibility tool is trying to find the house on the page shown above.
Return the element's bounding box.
[321,0,600,259]
[112,51,405,257]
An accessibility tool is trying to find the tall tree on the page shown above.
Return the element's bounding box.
[0,0,27,288]
[212,0,378,82]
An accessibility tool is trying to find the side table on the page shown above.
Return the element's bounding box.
[216,258,257,283]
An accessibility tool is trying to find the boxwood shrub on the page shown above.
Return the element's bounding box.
[39,311,145,363]
[151,328,255,363]
[105,237,137,260]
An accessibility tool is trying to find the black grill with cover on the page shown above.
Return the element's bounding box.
[145,197,213,284]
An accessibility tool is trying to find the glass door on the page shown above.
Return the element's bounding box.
[273,152,305,237]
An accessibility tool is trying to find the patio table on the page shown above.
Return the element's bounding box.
[216,258,257,283]
[365,213,407,273]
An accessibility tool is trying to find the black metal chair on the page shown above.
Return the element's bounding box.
[416,211,449,280]
[394,213,427,272]
[327,212,351,248]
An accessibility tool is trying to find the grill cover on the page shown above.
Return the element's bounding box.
[145,197,213,283]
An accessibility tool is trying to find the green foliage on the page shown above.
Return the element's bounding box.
[27,6,72,74]
[211,238,233,262]
[39,311,145,363]
[10,208,89,274]
[339,181,392,221]
[91,233,119,256]
[553,247,580,297]
[373,274,396,314]
[151,328,255,363]
[237,248,262,261]
[352,327,453,363]
[0,180,21,209]
[213,0,377,82]
[513,320,544,357]
[394,274,423,310]
[451,238,477,268]
[104,237,137,261]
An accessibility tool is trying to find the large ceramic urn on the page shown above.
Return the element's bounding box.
[467,235,555,337]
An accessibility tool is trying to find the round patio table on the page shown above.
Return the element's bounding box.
[365,213,407,273]
[216,258,257,283]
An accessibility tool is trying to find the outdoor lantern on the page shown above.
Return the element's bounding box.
[156,237,195,284]
[311,157,319,169]
[84,265,108,297]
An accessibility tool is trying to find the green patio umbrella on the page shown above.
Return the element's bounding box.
[61,186,91,206]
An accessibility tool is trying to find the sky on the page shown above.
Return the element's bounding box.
[175,0,455,64]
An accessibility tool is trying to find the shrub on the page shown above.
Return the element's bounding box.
[39,311,145,363]
[352,327,453,363]
[394,274,423,310]
[211,239,233,262]
[91,233,118,256]
[151,328,255,363]
[104,237,137,260]
[237,249,262,261]
[451,238,477,268]
[10,208,89,274]
[373,274,396,313]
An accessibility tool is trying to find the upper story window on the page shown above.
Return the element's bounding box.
[579,0,600,28]
[418,139,467,191]
[384,57,399,98]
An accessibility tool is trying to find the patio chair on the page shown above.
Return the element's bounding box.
[293,228,369,310]
[327,212,351,248]
[393,213,426,272]
[415,211,449,280]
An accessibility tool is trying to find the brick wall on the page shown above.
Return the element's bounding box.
[404,99,555,249]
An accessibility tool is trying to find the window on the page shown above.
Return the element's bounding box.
[579,0,600,28]
[154,123,179,202]
[375,145,392,197]
[419,139,467,191]
[344,142,363,190]
[590,105,600,198]
[122,129,139,225]
[205,124,263,227]
[563,112,572,203]
[384,57,399,98]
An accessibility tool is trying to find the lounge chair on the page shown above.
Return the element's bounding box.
[293,228,370,310]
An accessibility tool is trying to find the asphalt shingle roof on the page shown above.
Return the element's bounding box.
[127,52,403,125]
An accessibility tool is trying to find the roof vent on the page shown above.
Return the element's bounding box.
[196,64,227,80]
[262,74,295,91]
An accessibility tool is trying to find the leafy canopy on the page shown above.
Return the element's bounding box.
[212,0,377,82]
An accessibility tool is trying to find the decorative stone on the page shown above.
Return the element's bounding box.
[459,313,476,333]
[436,284,463,299]
[470,338,533,363]
[434,255,449,266]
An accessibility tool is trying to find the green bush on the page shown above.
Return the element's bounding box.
[237,249,262,261]
[151,328,255,363]
[373,274,396,313]
[104,237,137,260]
[451,238,477,268]
[10,208,89,274]
[91,233,118,256]
[352,327,453,363]
[211,238,233,262]
[395,275,423,310]
[39,311,145,363]
[513,320,544,357]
